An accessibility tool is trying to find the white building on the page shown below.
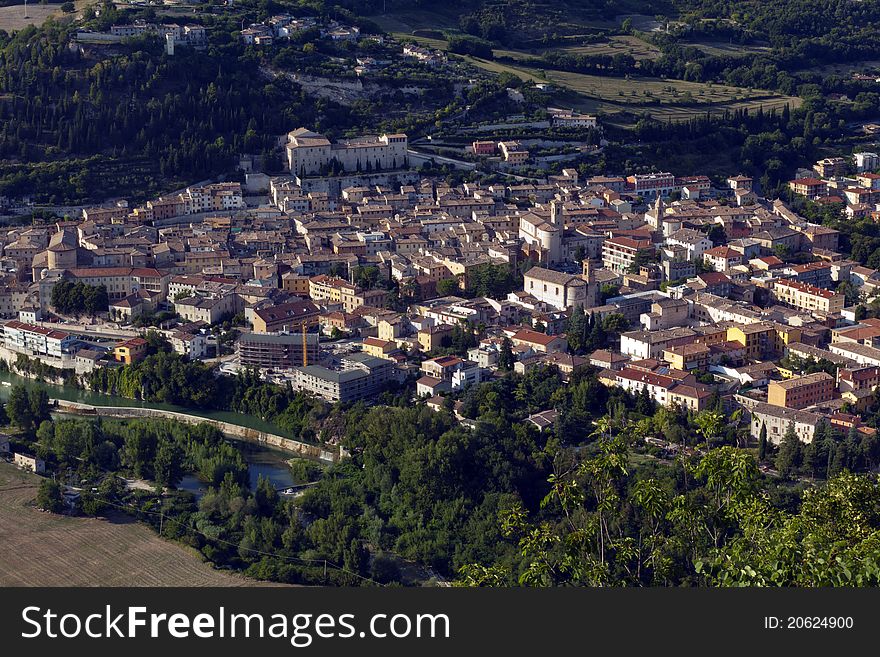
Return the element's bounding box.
[286,128,408,177]
[523,266,588,311]
[854,152,880,173]
[3,320,75,359]
[666,229,713,261]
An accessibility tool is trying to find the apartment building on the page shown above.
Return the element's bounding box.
[237,331,320,370]
[2,320,75,359]
[813,157,848,178]
[742,400,820,444]
[767,372,835,410]
[602,236,654,274]
[292,353,391,402]
[726,322,801,360]
[788,178,828,199]
[772,279,845,314]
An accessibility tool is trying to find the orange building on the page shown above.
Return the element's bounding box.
[114,337,148,364]
[767,371,834,410]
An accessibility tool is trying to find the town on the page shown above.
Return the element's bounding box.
[5,0,880,592]
[1,123,879,457]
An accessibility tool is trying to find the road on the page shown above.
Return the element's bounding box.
[35,321,139,340]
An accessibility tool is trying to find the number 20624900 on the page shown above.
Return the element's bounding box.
[765,617,854,629]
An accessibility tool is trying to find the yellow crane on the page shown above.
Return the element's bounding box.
[302,321,308,367]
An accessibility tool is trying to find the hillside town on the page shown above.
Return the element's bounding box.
[1,126,879,451]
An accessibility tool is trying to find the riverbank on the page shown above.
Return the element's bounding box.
[0,369,341,462]
[53,399,340,463]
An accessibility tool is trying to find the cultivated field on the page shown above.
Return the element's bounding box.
[554,35,661,60]
[0,462,274,586]
[0,0,88,31]
[680,40,772,58]
[461,54,800,121]
[395,26,798,124]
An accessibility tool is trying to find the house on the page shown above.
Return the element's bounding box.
[703,246,742,272]
[362,337,399,359]
[666,229,712,261]
[14,453,45,474]
[498,141,529,165]
[526,409,559,431]
[417,324,454,352]
[416,375,451,397]
[510,328,567,354]
[113,337,148,364]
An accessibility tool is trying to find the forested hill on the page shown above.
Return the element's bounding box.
[0,17,355,204]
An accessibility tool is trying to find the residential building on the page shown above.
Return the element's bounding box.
[237,331,320,369]
[113,337,148,364]
[767,372,835,409]
[772,279,845,314]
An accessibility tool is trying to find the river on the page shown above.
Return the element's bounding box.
[178,444,297,499]
[0,370,298,439]
[0,370,300,494]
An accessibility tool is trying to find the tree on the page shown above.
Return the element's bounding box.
[498,336,514,372]
[437,278,459,296]
[636,385,654,416]
[776,421,802,478]
[6,385,49,434]
[154,440,183,488]
[758,423,768,461]
[695,409,725,445]
[566,306,587,354]
[6,384,33,432]
[36,479,63,513]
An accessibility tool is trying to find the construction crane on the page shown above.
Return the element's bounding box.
[302,321,308,367]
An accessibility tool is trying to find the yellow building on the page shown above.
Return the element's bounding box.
[662,343,710,371]
[726,322,802,360]
[377,318,404,342]
[767,372,834,409]
[362,337,398,359]
[417,324,454,352]
[281,272,311,296]
[114,337,148,364]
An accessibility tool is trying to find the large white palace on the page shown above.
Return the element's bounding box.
[285,128,408,177]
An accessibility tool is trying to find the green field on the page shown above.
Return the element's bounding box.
[460,54,800,122]
[495,35,661,62]
[680,40,772,58]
